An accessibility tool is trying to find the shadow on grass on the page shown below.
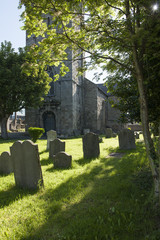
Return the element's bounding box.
[39,149,48,155]
[20,141,157,240]
[40,157,53,166]
[75,157,98,166]
[46,165,73,172]
[0,139,16,144]
[0,185,38,209]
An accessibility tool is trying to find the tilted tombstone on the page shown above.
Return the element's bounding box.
[105,128,113,138]
[10,140,43,189]
[49,138,65,158]
[0,151,13,174]
[47,130,57,150]
[83,132,100,159]
[53,151,72,169]
[118,129,136,150]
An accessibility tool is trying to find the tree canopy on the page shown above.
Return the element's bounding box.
[0,41,51,139]
[20,0,160,200]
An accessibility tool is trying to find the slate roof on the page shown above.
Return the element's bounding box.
[96,83,112,97]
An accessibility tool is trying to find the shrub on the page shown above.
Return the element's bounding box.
[28,127,45,143]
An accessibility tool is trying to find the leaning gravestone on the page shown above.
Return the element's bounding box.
[105,128,113,138]
[47,130,57,150]
[49,138,65,158]
[53,151,72,169]
[10,140,43,189]
[118,129,136,150]
[83,132,100,159]
[0,151,13,174]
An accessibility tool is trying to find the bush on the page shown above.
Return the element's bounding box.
[28,127,45,143]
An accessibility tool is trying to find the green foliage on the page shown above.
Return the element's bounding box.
[19,0,160,126]
[0,41,51,119]
[0,41,52,138]
[28,127,45,142]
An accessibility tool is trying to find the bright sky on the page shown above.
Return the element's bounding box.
[0,0,105,82]
[0,0,25,51]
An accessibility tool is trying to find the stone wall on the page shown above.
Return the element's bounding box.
[84,78,97,131]
[97,89,106,133]
[106,96,123,132]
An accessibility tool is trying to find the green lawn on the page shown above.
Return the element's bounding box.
[0,136,159,240]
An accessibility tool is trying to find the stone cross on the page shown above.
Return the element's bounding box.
[82,132,100,159]
[0,151,13,174]
[118,129,136,150]
[49,138,65,158]
[10,140,44,189]
[47,130,57,150]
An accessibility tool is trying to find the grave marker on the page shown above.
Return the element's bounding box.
[10,140,43,189]
[83,132,100,159]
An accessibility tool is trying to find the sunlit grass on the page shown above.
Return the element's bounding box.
[0,136,159,240]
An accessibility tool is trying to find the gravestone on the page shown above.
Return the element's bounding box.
[118,129,136,150]
[83,129,90,135]
[49,138,65,158]
[53,151,72,169]
[105,128,113,138]
[0,151,13,174]
[83,132,100,159]
[47,130,57,150]
[10,140,43,189]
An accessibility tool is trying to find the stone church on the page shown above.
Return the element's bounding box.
[25,18,122,137]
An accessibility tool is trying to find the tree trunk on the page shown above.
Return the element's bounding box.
[1,116,9,139]
[132,46,159,198]
[158,122,160,202]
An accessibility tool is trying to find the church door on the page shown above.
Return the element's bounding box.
[43,111,56,134]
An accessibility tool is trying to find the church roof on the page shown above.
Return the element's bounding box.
[96,83,111,97]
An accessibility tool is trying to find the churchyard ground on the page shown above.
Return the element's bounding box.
[0,136,159,240]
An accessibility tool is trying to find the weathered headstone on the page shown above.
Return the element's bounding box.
[10,140,43,189]
[0,151,13,174]
[83,129,90,135]
[118,129,136,150]
[53,151,72,169]
[83,132,100,159]
[105,128,113,138]
[49,138,65,158]
[47,130,57,150]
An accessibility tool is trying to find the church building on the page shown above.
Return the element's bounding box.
[25,17,122,137]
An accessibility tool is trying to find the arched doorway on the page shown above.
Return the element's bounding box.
[42,111,56,134]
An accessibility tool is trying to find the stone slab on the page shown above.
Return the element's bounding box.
[10,140,43,189]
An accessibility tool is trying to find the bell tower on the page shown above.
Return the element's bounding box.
[25,16,84,137]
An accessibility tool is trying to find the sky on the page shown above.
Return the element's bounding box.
[0,0,25,51]
[0,0,105,83]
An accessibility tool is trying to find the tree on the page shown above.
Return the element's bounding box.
[20,0,160,200]
[0,41,51,139]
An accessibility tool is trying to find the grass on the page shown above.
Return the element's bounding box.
[0,136,159,240]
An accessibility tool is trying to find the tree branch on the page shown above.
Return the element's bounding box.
[104,0,126,15]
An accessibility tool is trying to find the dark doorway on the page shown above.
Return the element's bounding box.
[43,111,56,134]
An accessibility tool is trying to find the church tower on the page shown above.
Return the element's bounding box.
[25,16,84,137]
